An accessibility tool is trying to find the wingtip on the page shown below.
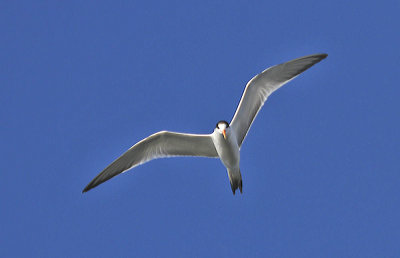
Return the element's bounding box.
[304,53,328,61]
[82,184,92,193]
[315,53,328,60]
[301,53,328,67]
[320,53,328,58]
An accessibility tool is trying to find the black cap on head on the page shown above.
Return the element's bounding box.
[216,120,229,129]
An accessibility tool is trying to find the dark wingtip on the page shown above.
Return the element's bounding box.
[82,183,93,193]
[319,53,328,59]
[304,53,328,62]
[312,53,328,61]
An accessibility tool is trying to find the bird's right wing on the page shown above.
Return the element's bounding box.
[83,131,217,192]
[230,53,327,147]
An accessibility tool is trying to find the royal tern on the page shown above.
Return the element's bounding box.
[83,53,327,194]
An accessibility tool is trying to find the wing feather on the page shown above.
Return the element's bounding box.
[83,131,217,192]
[230,53,327,146]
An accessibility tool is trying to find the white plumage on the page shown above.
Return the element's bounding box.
[83,53,327,194]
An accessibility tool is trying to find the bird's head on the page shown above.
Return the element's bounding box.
[215,120,229,140]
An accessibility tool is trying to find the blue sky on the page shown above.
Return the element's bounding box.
[2,0,400,257]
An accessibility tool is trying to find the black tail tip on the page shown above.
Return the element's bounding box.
[230,180,243,195]
[230,182,236,195]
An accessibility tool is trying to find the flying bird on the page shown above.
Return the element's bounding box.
[83,53,327,194]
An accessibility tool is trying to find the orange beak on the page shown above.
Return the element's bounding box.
[222,129,226,140]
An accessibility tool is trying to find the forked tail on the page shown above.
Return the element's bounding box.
[228,168,243,195]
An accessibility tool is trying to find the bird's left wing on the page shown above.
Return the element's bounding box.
[83,131,217,192]
[230,53,327,147]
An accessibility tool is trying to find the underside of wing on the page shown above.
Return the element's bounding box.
[230,53,327,146]
[83,131,217,192]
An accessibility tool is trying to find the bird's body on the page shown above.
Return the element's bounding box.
[83,53,327,194]
[212,121,239,170]
[212,121,242,193]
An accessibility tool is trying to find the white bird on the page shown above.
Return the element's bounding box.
[83,53,327,194]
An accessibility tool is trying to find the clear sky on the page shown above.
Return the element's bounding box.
[2,0,399,257]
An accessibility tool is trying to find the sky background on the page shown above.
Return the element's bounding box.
[2,0,400,257]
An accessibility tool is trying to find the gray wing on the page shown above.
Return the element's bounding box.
[230,53,327,147]
[83,131,217,192]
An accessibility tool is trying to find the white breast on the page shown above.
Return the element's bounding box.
[211,128,240,169]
